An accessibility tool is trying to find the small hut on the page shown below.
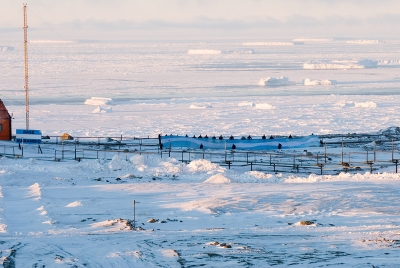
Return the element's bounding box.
[0,100,12,140]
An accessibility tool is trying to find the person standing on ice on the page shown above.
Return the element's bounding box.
[232,144,236,150]
[278,143,282,149]
[288,134,292,139]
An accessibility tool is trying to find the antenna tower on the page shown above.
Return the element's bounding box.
[23,3,29,130]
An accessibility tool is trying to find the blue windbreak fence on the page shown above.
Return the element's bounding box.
[161,135,319,150]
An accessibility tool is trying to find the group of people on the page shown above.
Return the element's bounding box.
[183,134,294,140]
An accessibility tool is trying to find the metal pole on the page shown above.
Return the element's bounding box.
[392,139,394,161]
[324,143,327,163]
[374,140,376,162]
[23,4,29,130]
[341,139,344,164]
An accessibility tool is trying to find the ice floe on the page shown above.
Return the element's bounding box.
[258,76,295,86]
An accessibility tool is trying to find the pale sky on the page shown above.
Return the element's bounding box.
[1,0,400,41]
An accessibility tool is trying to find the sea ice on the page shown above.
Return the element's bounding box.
[303,78,337,86]
[85,97,114,106]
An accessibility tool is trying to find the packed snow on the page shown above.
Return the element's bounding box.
[346,39,385,44]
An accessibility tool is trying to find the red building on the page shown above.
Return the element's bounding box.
[0,100,12,140]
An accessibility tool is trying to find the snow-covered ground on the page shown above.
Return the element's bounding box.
[1,40,400,267]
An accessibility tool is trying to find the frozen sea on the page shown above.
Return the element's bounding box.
[0,40,400,267]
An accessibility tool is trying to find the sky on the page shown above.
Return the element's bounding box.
[1,0,400,41]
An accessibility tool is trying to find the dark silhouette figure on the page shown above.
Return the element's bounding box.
[160,143,164,150]
[165,134,168,136]
[229,135,234,140]
[204,135,208,138]
[269,135,274,139]
[212,136,216,139]
[320,140,324,147]
[219,135,223,140]
[288,134,292,139]
[262,134,266,139]
[198,135,202,138]
[185,134,188,137]
[241,136,246,140]
[193,135,196,138]
[247,135,252,140]
[200,143,204,149]
[278,143,282,149]
[232,144,236,150]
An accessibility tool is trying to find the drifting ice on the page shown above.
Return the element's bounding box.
[92,106,112,113]
[258,76,295,86]
[303,78,337,86]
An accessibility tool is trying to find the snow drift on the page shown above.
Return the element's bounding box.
[187,50,221,55]
[189,104,212,109]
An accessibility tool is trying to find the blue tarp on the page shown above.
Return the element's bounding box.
[161,135,319,150]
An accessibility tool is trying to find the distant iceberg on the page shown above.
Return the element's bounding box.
[258,76,295,86]
[84,97,114,106]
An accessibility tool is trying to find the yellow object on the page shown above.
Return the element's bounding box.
[60,133,73,140]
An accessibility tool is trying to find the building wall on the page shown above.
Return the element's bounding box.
[0,100,12,140]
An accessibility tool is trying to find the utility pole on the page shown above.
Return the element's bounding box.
[23,3,29,130]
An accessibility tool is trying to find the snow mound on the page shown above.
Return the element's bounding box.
[238,102,255,107]
[379,126,400,135]
[243,42,295,46]
[92,106,112,113]
[186,159,225,173]
[258,76,295,86]
[66,201,83,207]
[190,104,212,109]
[108,155,130,171]
[303,78,337,86]
[346,40,385,44]
[85,97,114,106]
[91,219,133,231]
[255,103,276,110]
[303,59,377,69]
[161,249,179,258]
[28,183,41,200]
[354,101,377,108]
[204,174,231,184]
[188,50,221,55]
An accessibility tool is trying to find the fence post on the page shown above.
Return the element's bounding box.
[246,152,249,164]
[374,140,376,162]
[324,143,327,163]
[250,162,253,171]
[181,151,184,162]
[392,139,394,161]
[341,139,344,164]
